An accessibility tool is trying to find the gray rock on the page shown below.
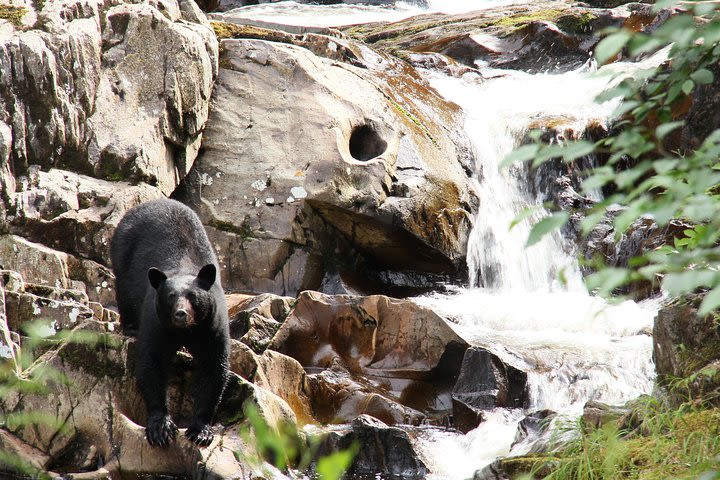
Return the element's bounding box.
[174,30,477,296]
[654,295,720,403]
[0,235,72,288]
[452,347,528,431]
[9,168,163,265]
[313,414,428,478]
[0,0,217,195]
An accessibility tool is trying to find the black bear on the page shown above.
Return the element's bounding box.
[110,198,229,447]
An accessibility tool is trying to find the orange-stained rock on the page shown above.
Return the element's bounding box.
[269,291,468,425]
[254,350,315,426]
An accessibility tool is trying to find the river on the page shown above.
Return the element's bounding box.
[215,2,662,478]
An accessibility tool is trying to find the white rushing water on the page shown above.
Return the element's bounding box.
[214,0,525,28]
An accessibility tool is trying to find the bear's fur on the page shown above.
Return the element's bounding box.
[110,198,229,447]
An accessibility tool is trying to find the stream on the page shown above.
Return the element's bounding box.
[217,2,661,478]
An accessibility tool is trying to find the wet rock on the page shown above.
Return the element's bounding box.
[512,409,557,453]
[578,213,690,299]
[344,2,627,73]
[582,399,627,429]
[0,0,217,194]
[273,291,466,373]
[654,295,720,403]
[473,456,553,480]
[174,25,477,296]
[253,349,315,425]
[452,347,528,429]
[307,368,426,425]
[227,292,293,352]
[314,415,428,479]
[452,397,484,434]
[229,338,260,380]
[270,291,466,424]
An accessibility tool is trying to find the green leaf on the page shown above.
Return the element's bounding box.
[526,211,569,247]
[653,159,679,174]
[663,270,719,296]
[699,286,720,315]
[681,79,695,95]
[561,141,595,162]
[595,30,632,64]
[510,206,541,231]
[655,121,684,141]
[691,68,714,85]
[585,268,630,296]
[317,448,356,480]
[502,144,538,167]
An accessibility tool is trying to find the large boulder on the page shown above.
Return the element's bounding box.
[8,169,163,266]
[313,415,428,479]
[451,347,528,433]
[174,24,478,296]
[0,235,120,308]
[0,0,217,196]
[654,294,720,403]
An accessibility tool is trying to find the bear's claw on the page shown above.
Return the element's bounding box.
[146,414,178,447]
[186,424,214,447]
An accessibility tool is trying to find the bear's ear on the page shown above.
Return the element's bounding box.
[148,267,167,290]
[197,264,216,290]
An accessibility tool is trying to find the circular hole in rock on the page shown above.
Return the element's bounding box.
[349,125,388,161]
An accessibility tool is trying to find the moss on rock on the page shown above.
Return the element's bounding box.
[0,4,26,28]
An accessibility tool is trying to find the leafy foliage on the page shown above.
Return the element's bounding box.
[236,402,355,479]
[508,1,720,309]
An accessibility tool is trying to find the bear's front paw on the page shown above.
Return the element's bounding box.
[146,414,177,447]
[186,424,214,447]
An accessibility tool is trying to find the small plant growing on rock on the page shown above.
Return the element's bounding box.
[236,402,355,480]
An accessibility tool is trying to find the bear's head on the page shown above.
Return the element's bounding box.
[148,264,217,329]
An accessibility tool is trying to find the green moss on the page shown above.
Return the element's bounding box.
[58,335,125,379]
[210,216,254,239]
[0,4,26,28]
[389,98,439,149]
[211,20,292,43]
[557,11,598,35]
[495,8,567,31]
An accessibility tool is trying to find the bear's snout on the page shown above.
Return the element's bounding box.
[171,298,196,328]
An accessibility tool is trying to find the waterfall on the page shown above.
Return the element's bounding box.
[429,64,627,291]
[410,53,669,479]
